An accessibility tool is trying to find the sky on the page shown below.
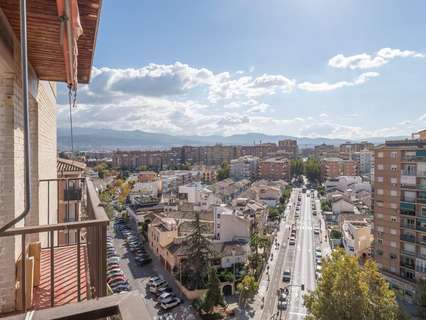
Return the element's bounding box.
[57,0,426,139]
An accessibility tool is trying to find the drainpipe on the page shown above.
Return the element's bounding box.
[0,0,32,233]
[64,0,75,88]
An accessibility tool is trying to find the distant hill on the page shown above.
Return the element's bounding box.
[57,127,407,151]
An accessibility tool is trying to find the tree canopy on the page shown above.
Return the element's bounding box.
[304,158,321,183]
[182,212,212,289]
[202,268,225,313]
[291,158,304,176]
[217,162,230,181]
[304,249,399,320]
[416,278,426,319]
[237,275,258,307]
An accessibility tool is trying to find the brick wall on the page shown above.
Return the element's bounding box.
[0,35,57,313]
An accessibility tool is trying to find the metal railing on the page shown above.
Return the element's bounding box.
[400,261,415,270]
[400,234,416,243]
[0,178,109,313]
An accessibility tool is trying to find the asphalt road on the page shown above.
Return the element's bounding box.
[288,192,316,320]
[110,226,196,320]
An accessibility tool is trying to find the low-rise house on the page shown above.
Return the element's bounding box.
[148,217,179,271]
[213,205,251,242]
[342,220,373,257]
[212,240,250,268]
[331,195,355,215]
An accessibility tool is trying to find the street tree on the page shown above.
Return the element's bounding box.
[416,278,426,319]
[304,158,321,183]
[237,275,258,307]
[304,249,399,320]
[217,162,230,181]
[203,268,225,313]
[182,212,212,289]
[291,158,304,176]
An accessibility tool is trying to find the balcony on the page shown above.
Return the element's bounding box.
[401,170,416,176]
[401,223,416,230]
[400,234,416,243]
[401,155,417,162]
[400,261,415,270]
[0,179,109,313]
[400,249,416,257]
[418,171,426,178]
[2,291,149,320]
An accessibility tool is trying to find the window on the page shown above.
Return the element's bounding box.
[377,152,384,158]
[390,203,397,209]
[390,241,397,248]
[377,189,384,195]
[376,213,384,218]
[390,177,397,184]
[390,190,397,197]
[377,164,384,170]
[390,253,397,259]
[377,226,384,232]
[376,201,384,207]
[390,151,398,159]
[422,207,426,217]
[377,238,383,245]
[391,216,397,222]
[390,229,397,235]
[377,176,384,182]
[391,165,398,171]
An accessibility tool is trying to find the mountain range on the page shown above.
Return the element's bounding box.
[57,127,408,151]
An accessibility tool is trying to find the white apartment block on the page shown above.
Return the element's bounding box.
[213,205,251,242]
[230,156,259,181]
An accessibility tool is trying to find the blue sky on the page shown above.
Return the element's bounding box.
[58,0,426,139]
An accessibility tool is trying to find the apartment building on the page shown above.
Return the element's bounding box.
[278,139,298,157]
[314,143,339,159]
[57,158,86,245]
[230,156,259,181]
[258,158,291,181]
[373,130,426,301]
[320,158,358,180]
[239,143,278,159]
[339,141,374,160]
[0,2,135,318]
[359,148,375,178]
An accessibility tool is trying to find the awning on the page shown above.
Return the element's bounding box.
[0,0,101,84]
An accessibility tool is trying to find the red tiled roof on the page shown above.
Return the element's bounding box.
[33,244,89,310]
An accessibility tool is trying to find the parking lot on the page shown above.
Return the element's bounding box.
[110,217,196,320]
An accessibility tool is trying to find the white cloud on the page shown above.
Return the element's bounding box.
[208,73,296,103]
[419,114,426,122]
[298,72,379,92]
[328,47,425,70]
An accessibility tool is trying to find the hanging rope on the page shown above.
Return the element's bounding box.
[68,84,77,158]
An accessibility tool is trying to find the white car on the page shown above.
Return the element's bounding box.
[161,297,181,310]
[315,249,322,259]
[158,292,175,303]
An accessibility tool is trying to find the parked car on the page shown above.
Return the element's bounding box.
[160,297,181,310]
[150,280,167,294]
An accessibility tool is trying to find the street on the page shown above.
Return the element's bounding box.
[288,192,315,320]
[110,225,196,320]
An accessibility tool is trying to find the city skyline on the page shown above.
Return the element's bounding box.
[57,1,426,139]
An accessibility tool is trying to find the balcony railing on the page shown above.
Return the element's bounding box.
[401,170,416,176]
[418,171,426,177]
[0,178,109,313]
[401,155,417,162]
[416,225,426,232]
[401,223,416,230]
[400,261,415,270]
[400,249,416,257]
[400,234,416,243]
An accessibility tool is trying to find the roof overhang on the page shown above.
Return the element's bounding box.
[0,0,101,85]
